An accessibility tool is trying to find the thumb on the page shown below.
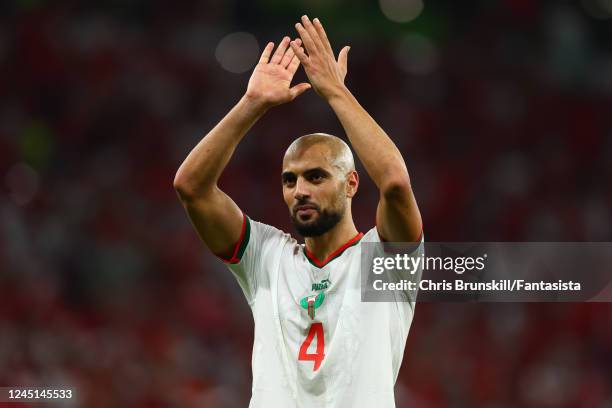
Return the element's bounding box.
[289,82,311,99]
[337,45,350,71]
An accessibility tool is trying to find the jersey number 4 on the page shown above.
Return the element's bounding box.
[298,322,325,371]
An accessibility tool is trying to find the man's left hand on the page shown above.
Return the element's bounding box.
[290,15,351,101]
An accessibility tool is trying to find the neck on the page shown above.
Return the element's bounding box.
[304,213,359,262]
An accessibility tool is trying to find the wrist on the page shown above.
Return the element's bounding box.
[240,93,271,116]
[325,84,351,103]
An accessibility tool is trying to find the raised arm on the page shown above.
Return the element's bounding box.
[290,16,422,242]
[173,37,310,258]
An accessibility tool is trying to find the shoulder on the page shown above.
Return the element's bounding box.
[249,218,291,240]
[361,226,384,244]
[359,226,425,260]
[223,216,295,265]
[361,226,425,244]
[247,217,298,252]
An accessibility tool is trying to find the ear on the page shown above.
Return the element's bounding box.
[346,170,359,198]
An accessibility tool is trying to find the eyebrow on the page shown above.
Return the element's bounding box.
[304,167,331,177]
[281,167,331,181]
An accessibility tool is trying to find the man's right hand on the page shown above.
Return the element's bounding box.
[245,37,311,109]
[175,37,310,261]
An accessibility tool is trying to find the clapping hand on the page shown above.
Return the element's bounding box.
[245,36,311,109]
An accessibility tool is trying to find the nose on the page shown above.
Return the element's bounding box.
[294,177,310,201]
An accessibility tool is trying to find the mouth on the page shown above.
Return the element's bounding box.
[294,204,318,219]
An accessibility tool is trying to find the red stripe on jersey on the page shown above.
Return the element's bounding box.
[218,213,247,264]
[304,232,364,268]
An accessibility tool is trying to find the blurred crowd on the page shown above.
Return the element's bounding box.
[1,0,611,406]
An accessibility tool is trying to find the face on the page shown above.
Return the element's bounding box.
[282,144,355,237]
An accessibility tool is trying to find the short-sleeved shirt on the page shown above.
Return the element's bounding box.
[224,215,424,408]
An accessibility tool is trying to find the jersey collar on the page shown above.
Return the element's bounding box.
[304,232,364,268]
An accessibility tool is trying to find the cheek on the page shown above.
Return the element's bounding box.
[321,186,342,208]
[334,185,347,206]
[283,190,293,206]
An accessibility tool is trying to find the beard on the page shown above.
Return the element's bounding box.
[291,204,344,237]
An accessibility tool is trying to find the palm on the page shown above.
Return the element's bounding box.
[245,37,310,107]
[247,63,293,105]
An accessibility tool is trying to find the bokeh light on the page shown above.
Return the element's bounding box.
[394,33,438,75]
[215,32,260,74]
[379,0,424,23]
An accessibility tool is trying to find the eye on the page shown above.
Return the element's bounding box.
[282,174,296,186]
[308,171,328,183]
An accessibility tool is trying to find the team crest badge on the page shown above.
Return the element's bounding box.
[300,292,325,320]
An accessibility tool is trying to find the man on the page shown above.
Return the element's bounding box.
[174,15,423,407]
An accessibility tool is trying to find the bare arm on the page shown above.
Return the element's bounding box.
[173,37,310,258]
[290,16,422,242]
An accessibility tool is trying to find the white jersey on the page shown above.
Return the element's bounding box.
[224,215,424,408]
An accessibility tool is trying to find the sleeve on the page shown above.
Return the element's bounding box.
[218,214,288,305]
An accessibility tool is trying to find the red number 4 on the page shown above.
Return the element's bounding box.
[298,323,325,371]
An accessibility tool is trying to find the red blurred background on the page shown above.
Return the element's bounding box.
[1,0,611,406]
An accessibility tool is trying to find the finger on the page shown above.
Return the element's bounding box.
[289,40,309,66]
[301,15,324,52]
[259,42,275,64]
[287,51,303,75]
[295,22,318,56]
[271,36,290,64]
[312,18,334,56]
[280,46,295,69]
[289,82,311,99]
[280,38,300,68]
[337,45,350,72]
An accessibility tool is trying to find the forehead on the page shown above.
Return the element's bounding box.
[282,144,335,173]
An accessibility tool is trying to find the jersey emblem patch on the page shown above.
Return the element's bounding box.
[300,292,325,320]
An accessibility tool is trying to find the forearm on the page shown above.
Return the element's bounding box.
[291,16,422,241]
[328,87,410,191]
[174,95,267,198]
